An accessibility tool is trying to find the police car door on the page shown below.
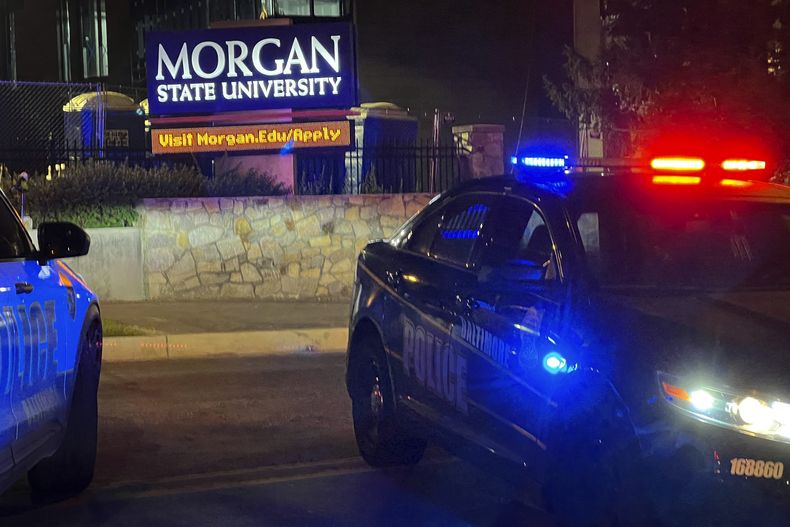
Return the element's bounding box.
[0,199,72,464]
[458,195,564,465]
[396,194,494,423]
[0,253,19,476]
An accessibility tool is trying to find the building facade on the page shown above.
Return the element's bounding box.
[0,0,351,84]
[1,0,574,165]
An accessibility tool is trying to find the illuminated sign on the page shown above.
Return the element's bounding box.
[151,121,352,154]
[146,23,356,116]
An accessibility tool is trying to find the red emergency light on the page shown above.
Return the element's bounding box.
[718,178,754,188]
[648,154,769,186]
[651,175,702,186]
[650,157,706,172]
[721,159,767,172]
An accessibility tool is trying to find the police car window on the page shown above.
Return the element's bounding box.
[0,199,33,259]
[429,196,491,266]
[477,197,557,280]
[574,200,790,291]
[577,212,602,273]
[405,206,444,255]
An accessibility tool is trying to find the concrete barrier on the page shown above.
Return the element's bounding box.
[31,227,145,301]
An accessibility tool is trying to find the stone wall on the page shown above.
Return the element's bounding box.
[140,194,433,300]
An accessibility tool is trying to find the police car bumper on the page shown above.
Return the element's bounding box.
[640,409,790,516]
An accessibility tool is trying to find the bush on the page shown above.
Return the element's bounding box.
[2,160,288,228]
[205,166,288,197]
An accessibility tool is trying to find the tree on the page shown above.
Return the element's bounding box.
[545,0,790,177]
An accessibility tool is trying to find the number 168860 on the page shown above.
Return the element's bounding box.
[730,458,784,479]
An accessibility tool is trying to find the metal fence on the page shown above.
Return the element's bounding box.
[0,81,103,173]
[0,79,465,193]
[0,142,201,176]
[297,142,464,195]
[0,141,465,195]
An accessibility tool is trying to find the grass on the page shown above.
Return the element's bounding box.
[103,319,161,337]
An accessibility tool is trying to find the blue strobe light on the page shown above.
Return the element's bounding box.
[542,352,568,375]
[521,156,568,168]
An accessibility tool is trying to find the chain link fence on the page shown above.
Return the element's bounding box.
[0,80,103,174]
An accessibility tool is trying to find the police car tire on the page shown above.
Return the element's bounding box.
[350,334,426,467]
[28,310,102,496]
[543,396,655,527]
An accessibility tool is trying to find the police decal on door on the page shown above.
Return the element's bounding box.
[402,316,468,414]
[452,318,510,367]
[1,301,59,393]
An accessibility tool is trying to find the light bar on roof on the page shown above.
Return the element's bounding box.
[721,159,767,171]
[650,157,706,172]
[521,156,567,168]
[719,179,754,188]
[652,175,702,186]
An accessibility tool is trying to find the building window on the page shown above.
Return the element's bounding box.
[274,0,310,16]
[81,0,108,79]
[314,0,340,16]
[265,0,346,17]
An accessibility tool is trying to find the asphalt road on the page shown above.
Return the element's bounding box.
[0,353,551,527]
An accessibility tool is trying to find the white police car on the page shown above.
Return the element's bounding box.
[0,189,102,496]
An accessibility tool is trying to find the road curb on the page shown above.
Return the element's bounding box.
[103,327,348,362]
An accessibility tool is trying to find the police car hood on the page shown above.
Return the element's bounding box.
[591,289,790,395]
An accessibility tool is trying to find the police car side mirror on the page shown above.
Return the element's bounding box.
[37,222,91,264]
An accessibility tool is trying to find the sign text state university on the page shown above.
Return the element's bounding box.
[146,23,356,116]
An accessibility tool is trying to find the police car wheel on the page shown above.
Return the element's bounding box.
[28,311,102,496]
[350,335,426,467]
[543,399,654,527]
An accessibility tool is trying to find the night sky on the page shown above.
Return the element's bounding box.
[356,0,574,150]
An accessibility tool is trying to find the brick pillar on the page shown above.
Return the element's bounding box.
[452,124,505,179]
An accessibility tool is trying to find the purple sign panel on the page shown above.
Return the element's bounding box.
[146,22,357,116]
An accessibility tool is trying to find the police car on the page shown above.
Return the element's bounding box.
[345,152,790,525]
[0,189,102,496]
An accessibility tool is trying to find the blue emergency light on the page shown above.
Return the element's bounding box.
[542,352,568,374]
[511,148,573,194]
[512,156,569,168]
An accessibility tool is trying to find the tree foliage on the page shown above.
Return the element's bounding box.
[545,0,790,168]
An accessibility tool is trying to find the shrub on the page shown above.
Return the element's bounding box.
[205,166,288,197]
[2,160,288,228]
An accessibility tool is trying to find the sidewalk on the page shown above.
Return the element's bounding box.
[101,301,350,362]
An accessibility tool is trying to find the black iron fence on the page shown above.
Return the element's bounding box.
[296,142,464,195]
[0,143,199,176]
[1,141,465,195]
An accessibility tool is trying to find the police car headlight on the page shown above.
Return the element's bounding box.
[658,372,790,444]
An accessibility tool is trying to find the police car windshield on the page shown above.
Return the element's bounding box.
[573,195,790,292]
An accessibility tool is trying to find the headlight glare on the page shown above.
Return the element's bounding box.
[737,397,774,430]
[658,372,790,446]
[689,389,715,411]
[772,401,790,425]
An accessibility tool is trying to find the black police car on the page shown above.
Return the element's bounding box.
[345,155,790,525]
